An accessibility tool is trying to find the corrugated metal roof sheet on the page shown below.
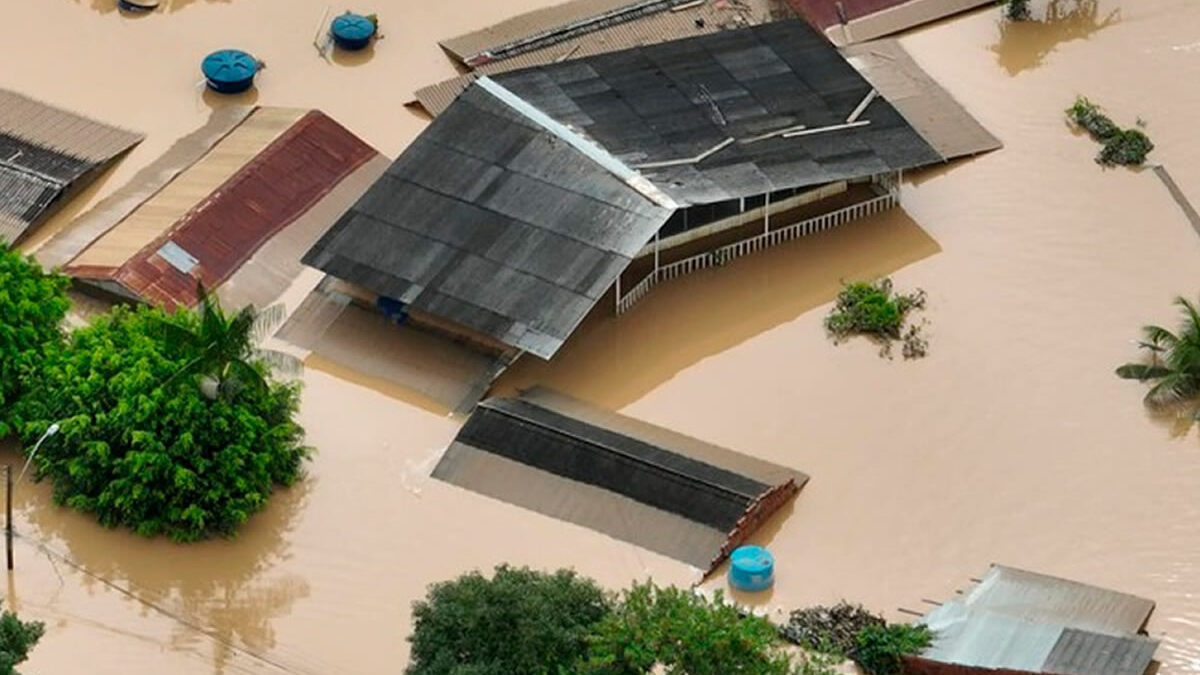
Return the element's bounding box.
[414,0,770,117]
[918,566,1159,675]
[0,88,143,243]
[37,106,255,269]
[492,18,939,204]
[0,88,142,164]
[822,0,995,46]
[441,0,694,64]
[433,389,807,568]
[303,83,673,359]
[67,110,378,310]
[842,39,1001,160]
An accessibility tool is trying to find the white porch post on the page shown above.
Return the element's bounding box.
[654,230,660,279]
[764,189,770,234]
[615,272,621,313]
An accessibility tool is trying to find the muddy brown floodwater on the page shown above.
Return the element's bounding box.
[3,0,1200,672]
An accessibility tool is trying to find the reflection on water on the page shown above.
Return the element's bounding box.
[496,208,941,409]
[992,0,1122,75]
[75,0,235,13]
[11,447,312,675]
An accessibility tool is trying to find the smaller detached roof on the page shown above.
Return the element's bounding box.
[915,565,1158,675]
[0,88,143,244]
[434,388,807,571]
[66,108,380,310]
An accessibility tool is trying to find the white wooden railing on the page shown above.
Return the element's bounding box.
[616,188,899,314]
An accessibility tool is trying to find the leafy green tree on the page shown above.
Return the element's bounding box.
[852,623,933,675]
[580,582,795,675]
[0,244,69,428]
[407,565,611,675]
[157,284,300,401]
[1116,296,1200,415]
[6,304,309,541]
[0,601,44,675]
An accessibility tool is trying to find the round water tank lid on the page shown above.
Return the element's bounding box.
[730,545,774,574]
[331,13,377,42]
[201,49,259,84]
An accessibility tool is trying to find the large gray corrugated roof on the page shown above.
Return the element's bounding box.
[918,565,1159,675]
[303,82,671,359]
[309,19,936,358]
[493,18,940,204]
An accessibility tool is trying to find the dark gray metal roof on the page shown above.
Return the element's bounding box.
[303,82,672,359]
[432,389,807,568]
[1044,628,1159,675]
[493,18,940,204]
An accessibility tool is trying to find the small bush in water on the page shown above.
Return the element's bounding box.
[853,623,934,675]
[781,601,886,657]
[1005,0,1032,20]
[825,278,928,359]
[0,601,44,675]
[1066,96,1154,166]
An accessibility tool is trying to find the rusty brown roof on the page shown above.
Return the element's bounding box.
[67,110,378,310]
[789,0,995,45]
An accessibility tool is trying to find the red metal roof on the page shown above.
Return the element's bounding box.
[73,110,377,310]
[787,0,914,29]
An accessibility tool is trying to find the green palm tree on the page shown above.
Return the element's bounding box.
[1116,296,1200,416]
[158,284,301,400]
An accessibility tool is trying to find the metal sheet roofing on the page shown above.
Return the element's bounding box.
[303,82,673,359]
[842,39,1001,160]
[820,0,995,46]
[67,109,379,310]
[492,18,941,204]
[441,0,697,65]
[0,88,143,243]
[917,565,1158,675]
[433,388,807,568]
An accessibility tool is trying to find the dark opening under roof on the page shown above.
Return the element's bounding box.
[433,388,807,571]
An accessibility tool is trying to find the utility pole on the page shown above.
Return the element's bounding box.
[6,465,13,571]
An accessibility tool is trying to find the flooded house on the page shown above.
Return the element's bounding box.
[298,19,954,408]
[57,107,388,311]
[0,88,142,245]
[910,566,1160,675]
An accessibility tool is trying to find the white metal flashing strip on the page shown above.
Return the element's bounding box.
[475,76,678,210]
[782,120,871,138]
[632,137,735,169]
[846,89,878,124]
[741,124,808,144]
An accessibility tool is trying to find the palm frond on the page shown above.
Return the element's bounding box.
[1177,296,1200,334]
[1115,364,1172,381]
[159,354,209,392]
[151,313,200,353]
[226,359,268,397]
[1141,324,1178,349]
[253,348,303,378]
[1145,372,1200,407]
[252,303,287,342]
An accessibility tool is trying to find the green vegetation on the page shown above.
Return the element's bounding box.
[0,601,44,675]
[853,623,934,675]
[825,278,928,359]
[407,565,612,675]
[4,300,309,541]
[1004,0,1032,21]
[408,568,834,674]
[1066,96,1154,166]
[1116,296,1200,417]
[580,582,797,675]
[0,244,69,427]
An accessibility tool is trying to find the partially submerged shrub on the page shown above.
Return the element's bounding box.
[1116,295,1200,417]
[580,583,796,675]
[853,623,934,675]
[1004,0,1032,21]
[407,565,611,675]
[0,601,44,675]
[781,602,885,657]
[1066,96,1154,166]
[6,304,310,541]
[825,278,929,359]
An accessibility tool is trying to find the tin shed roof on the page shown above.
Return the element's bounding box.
[0,88,143,244]
[916,565,1159,675]
[66,108,380,310]
[433,388,807,571]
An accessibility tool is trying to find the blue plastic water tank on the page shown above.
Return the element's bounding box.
[728,545,775,592]
[331,13,377,51]
[201,49,259,94]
